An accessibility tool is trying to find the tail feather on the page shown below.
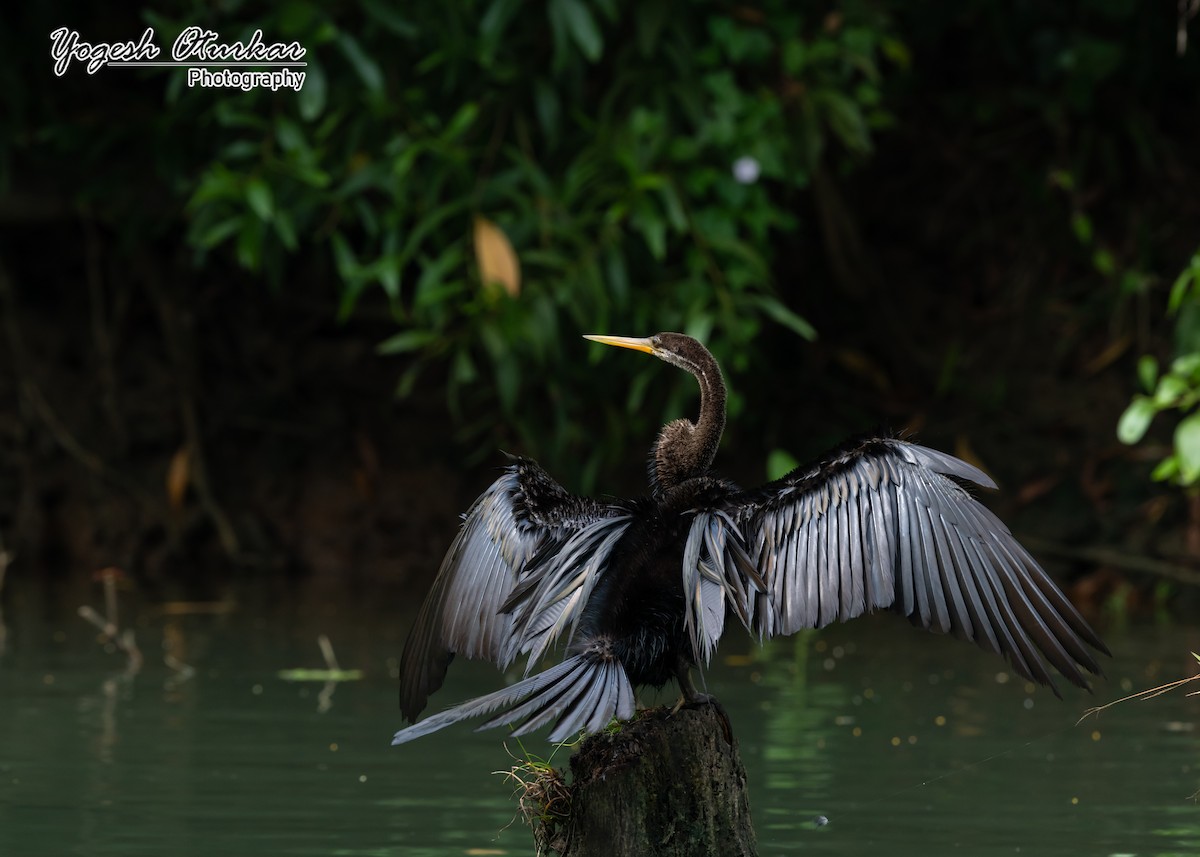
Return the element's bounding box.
[391,653,634,746]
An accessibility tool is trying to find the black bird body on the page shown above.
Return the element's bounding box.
[575,475,735,689]
[393,333,1109,745]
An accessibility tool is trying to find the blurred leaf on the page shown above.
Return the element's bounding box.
[817,90,871,153]
[338,32,384,93]
[766,449,800,481]
[395,363,424,398]
[1138,355,1159,393]
[377,329,437,355]
[1154,374,1188,407]
[558,0,603,61]
[274,211,298,251]
[753,295,817,341]
[1168,253,1200,314]
[195,216,243,249]
[474,217,521,297]
[298,61,327,120]
[1117,396,1156,444]
[1151,455,1181,482]
[443,102,479,140]
[245,178,273,222]
[1176,412,1200,484]
[1171,354,1200,381]
[166,446,190,512]
[360,0,418,38]
[1071,212,1093,245]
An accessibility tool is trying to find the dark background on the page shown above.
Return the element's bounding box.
[2,1,1198,615]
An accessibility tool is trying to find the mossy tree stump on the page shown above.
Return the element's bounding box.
[537,701,756,857]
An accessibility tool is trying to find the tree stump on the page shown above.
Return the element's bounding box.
[548,701,757,857]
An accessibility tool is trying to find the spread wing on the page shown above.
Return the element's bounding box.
[685,438,1108,694]
[399,456,630,721]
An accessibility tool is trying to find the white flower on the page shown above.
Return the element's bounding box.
[732,156,761,185]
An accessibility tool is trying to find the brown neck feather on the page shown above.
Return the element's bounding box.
[649,344,726,492]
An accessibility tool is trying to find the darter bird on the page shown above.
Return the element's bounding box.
[393,333,1108,745]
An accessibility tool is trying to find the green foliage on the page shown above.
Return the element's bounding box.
[766,449,800,481]
[150,0,899,483]
[1118,253,1200,487]
[9,0,1194,500]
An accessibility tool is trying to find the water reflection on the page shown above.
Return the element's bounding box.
[0,585,1197,857]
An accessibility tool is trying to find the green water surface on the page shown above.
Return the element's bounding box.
[0,584,1196,856]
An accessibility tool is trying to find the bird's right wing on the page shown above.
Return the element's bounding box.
[701,438,1108,694]
[399,456,630,722]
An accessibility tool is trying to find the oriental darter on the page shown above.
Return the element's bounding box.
[393,333,1107,745]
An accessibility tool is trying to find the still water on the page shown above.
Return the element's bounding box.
[0,582,1196,857]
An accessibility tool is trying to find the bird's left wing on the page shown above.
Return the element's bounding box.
[399,456,629,722]
[689,438,1108,694]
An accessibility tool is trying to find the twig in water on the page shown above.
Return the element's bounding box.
[277,635,363,713]
[318,634,340,671]
[1077,654,1200,724]
[79,567,143,673]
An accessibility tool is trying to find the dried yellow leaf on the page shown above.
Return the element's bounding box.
[167,446,190,511]
[474,217,520,297]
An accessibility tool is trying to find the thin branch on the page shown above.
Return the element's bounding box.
[318,634,340,672]
[1020,536,1200,586]
[1077,669,1200,724]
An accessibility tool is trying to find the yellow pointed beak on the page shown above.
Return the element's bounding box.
[583,334,656,354]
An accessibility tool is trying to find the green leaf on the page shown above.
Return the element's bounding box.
[1154,373,1189,407]
[195,216,243,249]
[274,211,298,251]
[481,0,523,45]
[330,232,360,281]
[1151,455,1180,482]
[235,220,263,271]
[1137,355,1159,393]
[817,90,870,153]
[767,449,800,481]
[1116,395,1156,444]
[631,200,666,261]
[1174,412,1200,484]
[377,329,436,355]
[443,102,479,140]
[1171,354,1200,381]
[338,33,384,93]
[559,0,603,62]
[275,118,307,154]
[245,178,273,222]
[1092,248,1115,277]
[360,0,418,38]
[1168,253,1200,314]
[395,362,423,398]
[298,61,327,121]
[1070,212,1093,245]
[753,295,817,341]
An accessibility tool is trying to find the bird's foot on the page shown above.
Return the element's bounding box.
[668,692,734,743]
[670,690,715,714]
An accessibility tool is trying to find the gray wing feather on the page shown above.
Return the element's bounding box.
[399,458,624,722]
[392,651,635,746]
[728,438,1108,693]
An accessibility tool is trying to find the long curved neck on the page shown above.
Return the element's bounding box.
[650,349,726,492]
